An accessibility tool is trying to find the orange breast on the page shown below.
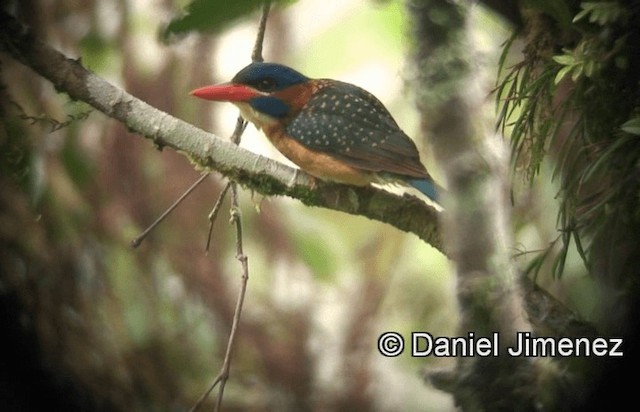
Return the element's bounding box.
[263,124,372,186]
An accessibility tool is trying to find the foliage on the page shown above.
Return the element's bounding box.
[161,0,295,42]
[496,0,640,278]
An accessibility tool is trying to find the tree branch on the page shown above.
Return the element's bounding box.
[409,0,542,409]
[0,9,442,251]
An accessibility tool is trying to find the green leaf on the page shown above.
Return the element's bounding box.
[573,2,628,26]
[583,59,597,77]
[621,117,640,135]
[572,8,591,23]
[571,64,584,81]
[554,65,572,85]
[552,54,575,66]
[161,0,293,42]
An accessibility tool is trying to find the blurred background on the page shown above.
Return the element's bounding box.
[0,0,601,410]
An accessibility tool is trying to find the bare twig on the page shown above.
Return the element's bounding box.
[10,100,93,132]
[205,119,246,252]
[214,181,249,411]
[205,182,231,253]
[229,116,248,145]
[189,374,223,412]
[189,181,250,412]
[130,172,210,248]
[251,1,271,63]
[191,3,271,411]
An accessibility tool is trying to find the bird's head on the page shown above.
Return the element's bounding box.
[191,62,309,122]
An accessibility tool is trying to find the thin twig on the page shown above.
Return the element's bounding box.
[212,116,248,411]
[190,182,250,412]
[205,95,248,253]
[189,374,223,412]
[192,4,271,410]
[191,120,251,412]
[230,116,247,145]
[214,181,249,412]
[129,172,210,248]
[251,1,271,63]
[205,182,232,253]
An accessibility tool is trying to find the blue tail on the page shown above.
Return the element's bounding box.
[409,178,439,202]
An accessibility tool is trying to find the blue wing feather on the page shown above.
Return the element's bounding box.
[286,81,429,179]
[409,179,439,201]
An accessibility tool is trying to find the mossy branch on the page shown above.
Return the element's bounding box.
[0,9,442,250]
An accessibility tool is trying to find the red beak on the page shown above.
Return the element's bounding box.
[190,83,259,102]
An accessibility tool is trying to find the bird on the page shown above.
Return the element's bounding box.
[190,62,440,202]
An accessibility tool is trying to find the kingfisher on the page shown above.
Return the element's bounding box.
[191,62,440,202]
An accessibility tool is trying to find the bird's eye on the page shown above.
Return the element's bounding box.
[256,78,277,92]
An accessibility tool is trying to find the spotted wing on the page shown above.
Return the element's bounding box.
[286,81,428,179]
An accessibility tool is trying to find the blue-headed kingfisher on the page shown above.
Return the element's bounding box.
[191,62,439,202]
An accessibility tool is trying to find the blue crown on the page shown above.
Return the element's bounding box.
[232,62,309,91]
